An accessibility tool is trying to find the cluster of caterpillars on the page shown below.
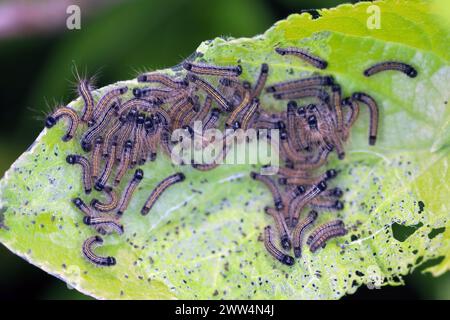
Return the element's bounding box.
[44,45,417,267]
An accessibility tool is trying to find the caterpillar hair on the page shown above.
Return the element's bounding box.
[92,86,128,121]
[82,236,116,267]
[187,74,233,112]
[252,63,269,98]
[352,92,379,145]
[137,72,189,89]
[306,220,344,245]
[117,169,144,216]
[275,47,328,69]
[83,216,124,235]
[141,172,185,215]
[45,106,79,142]
[66,155,92,194]
[363,61,417,78]
[90,186,119,213]
[309,226,347,253]
[263,226,295,266]
[265,207,291,250]
[250,172,284,210]
[292,210,318,258]
[183,61,242,77]
[95,140,117,191]
[288,180,327,227]
[78,79,95,123]
[266,75,333,93]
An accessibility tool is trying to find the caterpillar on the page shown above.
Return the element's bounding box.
[309,225,347,253]
[275,47,328,69]
[66,155,92,194]
[117,169,144,216]
[82,236,116,267]
[265,206,291,250]
[141,173,185,215]
[250,172,284,210]
[92,86,128,121]
[95,140,117,191]
[288,180,327,227]
[292,210,318,258]
[78,79,95,123]
[183,61,242,77]
[252,63,269,98]
[263,226,295,266]
[45,106,79,142]
[266,75,333,93]
[352,92,379,145]
[306,220,345,246]
[137,72,189,89]
[83,216,124,235]
[364,61,417,78]
[187,74,233,112]
[91,186,119,213]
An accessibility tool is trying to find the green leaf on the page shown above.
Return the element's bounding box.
[0,0,449,299]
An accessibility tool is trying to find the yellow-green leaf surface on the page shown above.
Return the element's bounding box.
[0,0,449,299]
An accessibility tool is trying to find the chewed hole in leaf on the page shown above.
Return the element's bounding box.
[428,227,446,240]
[391,222,423,243]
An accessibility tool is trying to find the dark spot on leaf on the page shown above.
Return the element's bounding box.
[428,227,445,239]
[391,222,423,242]
[0,206,9,230]
[418,201,425,213]
[416,256,445,273]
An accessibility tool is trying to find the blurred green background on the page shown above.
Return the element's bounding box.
[0,0,448,299]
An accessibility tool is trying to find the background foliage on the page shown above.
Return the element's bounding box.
[0,0,448,299]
